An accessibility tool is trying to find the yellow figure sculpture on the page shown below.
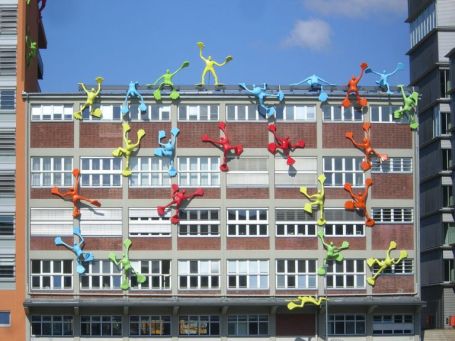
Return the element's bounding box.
[287,296,328,310]
[367,241,408,286]
[300,174,326,225]
[197,41,232,86]
[112,122,146,177]
[74,77,104,120]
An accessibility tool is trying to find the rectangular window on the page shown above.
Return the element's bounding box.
[179,315,219,335]
[80,260,121,290]
[226,104,260,121]
[375,259,413,275]
[323,157,365,187]
[80,208,122,236]
[0,214,14,236]
[275,157,317,187]
[409,2,435,47]
[276,104,316,122]
[178,260,220,290]
[329,314,366,335]
[433,110,451,137]
[0,8,17,34]
[31,104,73,121]
[31,316,73,336]
[0,128,15,156]
[443,149,452,171]
[227,208,268,237]
[31,157,73,187]
[440,69,450,99]
[322,105,363,122]
[0,90,15,110]
[373,314,413,335]
[129,208,171,237]
[370,105,404,123]
[444,259,455,282]
[80,316,122,336]
[443,185,454,207]
[228,315,268,336]
[372,208,414,223]
[178,157,220,187]
[371,157,412,173]
[130,260,171,290]
[0,171,14,196]
[227,260,269,289]
[276,259,317,289]
[30,260,72,290]
[129,104,171,121]
[178,104,219,121]
[275,209,316,237]
[0,312,10,327]
[325,223,364,237]
[30,208,73,236]
[82,104,121,121]
[129,157,171,188]
[130,315,171,336]
[0,255,14,282]
[178,209,220,236]
[227,157,268,187]
[0,49,16,76]
[326,259,365,289]
[80,157,122,187]
[444,223,455,245]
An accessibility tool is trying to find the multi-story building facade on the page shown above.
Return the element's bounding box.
[406,0,455,329]
[22,86,421,340]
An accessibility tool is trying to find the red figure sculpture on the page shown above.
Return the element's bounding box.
[342,62,368,109]
[157,184,204,224]
[345,122,388,171]
[201,122,243,172]
[344,178,375,227]
[267,123,305,166]
[51,168,101,218]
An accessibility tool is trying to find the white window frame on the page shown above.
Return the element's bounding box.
[178,315,220,336]
[31,157,73,188]
[374,259,413,275]
[129,104,171,121]
[227,157,268,188]
[322,105,363,122]
[178,156,220,187]
[0,255,14,282]
[30,260,72,290]
[80,208,122,236]
[370,104,405,123]
[324,222,365,237]
[178,260,220,290]
[80,157,122,187]
[31,315,73,336]
[276,104,316,122]
[373,314,413,335]
[276,259,317,290]
[178,208,220,237]
[0,214,14,236]
[178,104,219,121]
[130,260,171,290]
[329,314,366,336]
[275,208,316,237]
[228,315,269,336]
[0,312,10,327]
[326,259,366,289]
[226,104,260,121]
[371,157,412,173]
[80,315,122,336]
[372,208,414,224]
[31,104,73,121]
[129,157,171,188]
[275,157,317,188]
[30,208,73,236]
[129,315,171,336]
[80,260,122,290]
[227,208,268,237]
[82,103,122,121]
[323,157,365,187]
[129,208,171,237]
[227,259,269,290]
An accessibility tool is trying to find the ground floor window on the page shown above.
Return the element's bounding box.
[80,315,122,336]
[329,314,365,335]
[373,314,413,335]
[228,315,268,336]
[31,315,73,336]
[179,315,219,336]
[129,315,171,336]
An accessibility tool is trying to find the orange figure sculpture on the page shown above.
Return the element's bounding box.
[345,122,388,171]
[51,169,101,218]
[267,123,305,166]
[157,184,204,224]
[201,122,243,172]
[344,178,375,227]
[342,62,368,109]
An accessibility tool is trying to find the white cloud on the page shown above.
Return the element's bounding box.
[283,19,331,51]
[303,0,406,17]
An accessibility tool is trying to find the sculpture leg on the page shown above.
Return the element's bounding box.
[168,160,177,177]
[120,273,130,290]
[112,148,124,158]
[138,95,147,112]
[200,68,208,86]
[170,87,180,100]
[91,107,102,118]
[73,103,87,120]
[121,98,129,115]
[211,69,220,86]
[72,206,81,219]
[342,95,351,108]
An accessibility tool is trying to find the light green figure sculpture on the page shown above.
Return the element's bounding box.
[108,239,146,290]
[25,35,37,66]
[318,229,349,276]
[367,241,408,286]
[112,122,145,177]
[148,61,190,101]
[287,296,327,310]
[73,77,104,120]
[197,41,232,86]
[394,85,420,129]
[300,174,326,226]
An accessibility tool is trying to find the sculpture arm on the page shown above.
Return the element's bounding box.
[239,83,252,93]
[95,82,102,96]
[317,77,332,85]
[199,48,207,62]
[79,83,89,94]
[213,59,227,67]
[171,61,189,76]
[152,75,164,86]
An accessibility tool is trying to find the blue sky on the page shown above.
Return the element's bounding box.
[39,0,410,92]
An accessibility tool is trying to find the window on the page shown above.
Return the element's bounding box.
[371,157,412,173]
[443,149,452,171]
[0,312,10,327]
[409,2,435,48]
[130,260,171,290]
[31,157,73,187]
[275,157,317,187]
[0,49,16,76]
[0,171,14,196]
[373,314,413,335]
[129,208,171,236]
[80,316,122,336]
[30,208,73,236]
[179,315,219,336]
[31,104,73,121]
[276,259,317,289]
[80,157,122,187]
[80,208,122,236]
[374,259,413,275]
[326,259,365,289]
[0,90,15,110]
[80,260,121,290]
[226,104,260,121]
[31,316,73,336]
[372,208,414,223]
[0,255,14,281]
[0,128,15,156]
[130,315,171,336]
[0,214,14,236]
[323,157,364,187]
[227,157,268,187]
[370,105,404,123]
[325,223,364,237]
[322,105,363,122]
[444,259,455,282]
[440,69,450,99]
[276,104,316,121]
[227,209,268,236]
[227,260,269,289]
[178,104,219,121]
[129,104,171,121]
[82,104,121,121]
[228,315,268,336]
[179,209,220,236]
[178,260,220,290]
[329,314,365,336]
[129,157,171,188]
[443,185,454,207]
[433,109,451,137]
[30,260,72,290]
[178,157,220,187]
[275,209,316,237]
[444,223,455,245]
[0,7,17,34]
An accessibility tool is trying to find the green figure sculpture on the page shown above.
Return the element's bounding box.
[318,229,349,276]
[108,239,146,290]
[148,61,190,101]
[394,85,420,129]
[287,296,328,310]
[300,174,326,225]
[367,241,408,286]
[112,122,145,177]
[73,77,104,120]
[197,41,232,86]
[25,35,37,66]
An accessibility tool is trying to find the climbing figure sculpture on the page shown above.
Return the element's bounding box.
[154,127,180,177]
[197,41,232,86]
[239,83,285,118]
[342,63,368,109]
[25,35,37,66]
[300,174,326,226]
[148,61,189,100]
[112,122,146,177]
[318,229,349,276]
[121,81,147,115]
[157,184,204,224]
[365,62,404,94]
[394,85,420,129]
[268,123,305,166]
[109,239,146,290]
[287,296,328,310]
[367,241,408,286]
[74,77,104,120]
[291,74,333,102]
[55,227,94,274]
[344,178,375,227]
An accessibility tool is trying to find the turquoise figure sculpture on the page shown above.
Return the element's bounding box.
[291,75,333,102]
[55,227,94,274]
[394,85,420,129]
[109,239,146,290]
[154,128,180,177]
[365,62,404,95]
[121,81,147,116]
[239,83,285,118]
[318,229,349,276]
[148,61,190,101]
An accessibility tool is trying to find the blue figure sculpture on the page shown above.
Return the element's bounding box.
[154,127,180,177]
[365,62,404,95]
[239,83,285,118]
[291,75,333,102]
[54,227,94,274]
[121,81,147,116]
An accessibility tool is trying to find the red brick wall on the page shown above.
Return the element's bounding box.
[323,123,364,148]
[30,237,72,250]
[227,188,269,199]
[130,237,172,250]
[31,188,57,199]
[227,237,269,250]
[372,275,415,294]
[275,237,318,250]
[83,237,122,250]
[327,289,367,295]
[178,237,220,250]
[276,314,316,336]
[198,188,220,199]
[128,188,169,199]
[79,123,122,148]
[226,122,268,148]
[178,290,221,295]
[325,237,366,250]
[275,187,305,199]
[129,122,171,148]
[372,225,414,250]
[31,123,74,148]
[372,124,412,149]
[371,174,413,199]
[275,290,318,296]
[178,122,220,148]
[325,187,351,199]
[79,188,122,199]
[227,290,270,295]
[276,123,317,148]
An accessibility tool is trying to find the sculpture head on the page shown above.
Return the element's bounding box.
[351,76,356,80]
[382,70,387,74]
[72,169,80,177]
[208,56,212,61]
[127,139,132,145]
[166,69,170,74]
[90,87,95,92]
